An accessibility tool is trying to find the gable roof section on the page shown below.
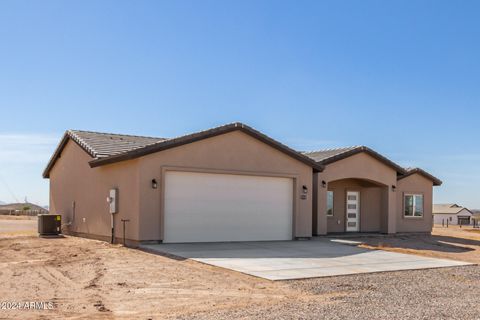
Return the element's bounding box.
[88,123,324,171]
[303,147,442,186]
[43,130,165,178]
[43,122,324,178]
[435,203,460,209]
[398,167,442,186]
[433,204,472,215]
[303,146,407,174]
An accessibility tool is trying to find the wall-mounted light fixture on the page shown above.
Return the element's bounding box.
[302,185,308,194]
[151,179,158,189]
[321,180,327,188]
[391,185,396,192]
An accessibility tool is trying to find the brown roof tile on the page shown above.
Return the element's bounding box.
[43,122,324,178]
[398,167,442,186]
[303,146,407,174]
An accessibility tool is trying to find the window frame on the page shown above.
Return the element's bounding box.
[403,193,424,218]
[326,190,334,217]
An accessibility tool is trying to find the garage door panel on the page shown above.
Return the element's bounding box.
[164,171,293,243]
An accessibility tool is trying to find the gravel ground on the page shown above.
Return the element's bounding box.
[178,266,480,320]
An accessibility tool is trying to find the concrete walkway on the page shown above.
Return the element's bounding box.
[141,239,473,280]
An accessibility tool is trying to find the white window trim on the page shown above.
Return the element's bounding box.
[326,191,334,217]
[404,193,424,218]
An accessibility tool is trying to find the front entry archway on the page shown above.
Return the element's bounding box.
[326,178,389,234]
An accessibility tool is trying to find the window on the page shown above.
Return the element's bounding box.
[404,194,424,217]
[327,191,334,216]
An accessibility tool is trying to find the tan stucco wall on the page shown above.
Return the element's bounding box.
[396,173,434,233]
[137,130,313,241]
[314,152,397,235]
[49,130,313,242]
[314,153,436,235]
[326,179,385,233]
[49,140,141,241]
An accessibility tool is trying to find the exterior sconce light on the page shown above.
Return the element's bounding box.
[391,185,396,192]
[321,180,327,188]
[301,185,308,200]
[151,179,158,189]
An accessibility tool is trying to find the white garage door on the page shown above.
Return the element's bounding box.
[164,171,293,243]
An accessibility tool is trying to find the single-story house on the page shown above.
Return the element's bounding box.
[43,123,322,245]
[43,123,441,245]
[433,204,473,225]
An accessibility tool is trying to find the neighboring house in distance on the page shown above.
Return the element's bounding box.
[472,210,480,225]
[43,122,442,246]
[0,203,49,216]
[433,204,473,225]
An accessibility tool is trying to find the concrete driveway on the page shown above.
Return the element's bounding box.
[142,239,472,280]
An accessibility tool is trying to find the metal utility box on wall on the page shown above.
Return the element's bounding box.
[38,214,61,236]
[107,188,118,214]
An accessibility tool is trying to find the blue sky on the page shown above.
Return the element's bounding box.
[0,1,479,208]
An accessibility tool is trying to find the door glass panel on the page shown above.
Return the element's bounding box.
[348,213,356,218]
[347,222,356,227]
[347,195,357,200]
[347,204,356,209]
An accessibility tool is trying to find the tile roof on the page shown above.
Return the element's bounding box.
[43,122,324,178]
[42,130,165,178]
[399,167,442,186]
[303,147,442,186]
[303,146,407,174]
[68,130,165,159]
[302,146,360,162]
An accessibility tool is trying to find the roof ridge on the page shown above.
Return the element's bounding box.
[86,122,324,172]
[303,145,363,154]
[111,122,245,155]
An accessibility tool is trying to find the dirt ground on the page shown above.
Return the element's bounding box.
[0,228,324,319]
[1,217,479,319]
[358,225,480,264]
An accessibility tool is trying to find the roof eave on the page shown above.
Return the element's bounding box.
[42,131,96,179]
[397,168,442,186]
[316,146,407,174]
[88,123,324,172]
[42,133,70,179]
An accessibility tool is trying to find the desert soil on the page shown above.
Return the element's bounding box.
[1,218,479,319]
[358,225,480,264]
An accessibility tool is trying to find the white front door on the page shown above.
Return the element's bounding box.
[346,191,360,232]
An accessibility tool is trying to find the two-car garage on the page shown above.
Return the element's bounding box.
[163,171,294,243]
[45,123,320,245]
